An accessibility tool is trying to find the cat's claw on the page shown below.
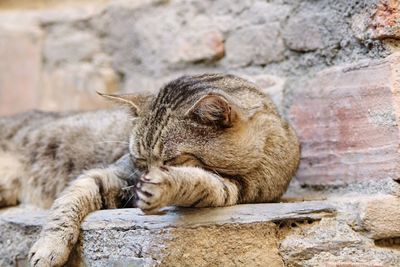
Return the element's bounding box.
[135,167,174,214]
[29,235,70,267]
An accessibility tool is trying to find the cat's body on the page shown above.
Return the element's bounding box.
[0,109,133,208]
[0,74,300,266]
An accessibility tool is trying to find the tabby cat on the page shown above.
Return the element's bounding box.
[0,74,300,266]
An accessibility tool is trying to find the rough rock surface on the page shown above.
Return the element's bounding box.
[0,201,335,266]
[280,197,400,267]
[370,0,400,39]
[360,195,400,239]
[225,23,285,67]
[0,0,391,114]
[3,197,400,266]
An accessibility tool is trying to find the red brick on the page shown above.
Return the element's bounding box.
[289,53,400,185]
[0,25,43,116]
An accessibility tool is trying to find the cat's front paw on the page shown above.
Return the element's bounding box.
[29,235,70,267]
[135,167,175,214]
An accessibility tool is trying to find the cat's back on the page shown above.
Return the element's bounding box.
[0,109,132,166]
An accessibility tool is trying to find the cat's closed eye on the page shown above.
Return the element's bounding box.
[163,153,202,167]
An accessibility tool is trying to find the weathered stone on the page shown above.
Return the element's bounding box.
[172,28,224,64]
[0,201,335,266]
[38,4,105,25]
[0,207,45,267]
[43,28,100,66]
[370,0,400,40]
[79,223,284,267]
[284,178,400,203]
[0,24,43,116]
[39,64,118,111]
[98,1,182,76]
[224,23,285,67]
[280,218,400,267]
[280,219,366,264]
[360,195,400,239]
[289,53,400,185]
[325,263,385,267]
[283,11,325,52]
[351,13,370,41]
[82,201,335,230]
[0,0,106,11]
[238,2,291,26]
[303,247,400,267]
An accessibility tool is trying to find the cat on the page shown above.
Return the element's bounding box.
[0,74,300,266]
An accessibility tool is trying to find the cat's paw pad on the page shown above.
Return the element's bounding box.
[29,236,70,267]
[135,167,173,214]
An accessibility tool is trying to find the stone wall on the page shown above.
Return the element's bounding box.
[1,0,398,189]
[0,0,399,186]
[0,0,393,113]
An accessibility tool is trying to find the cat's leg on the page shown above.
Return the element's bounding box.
[0,153,22,207]
[136,166,240,214]
[29,154,135,267]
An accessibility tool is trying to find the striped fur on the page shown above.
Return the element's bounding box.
[0,74,300,266]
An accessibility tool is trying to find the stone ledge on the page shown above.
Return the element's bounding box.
[82,201,336,230]
[0,201,335,266]
[3,196,400,266]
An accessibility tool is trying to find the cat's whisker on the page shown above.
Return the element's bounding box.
[211,169,223,178]
[122,193,136,208]
[122,185,136,190]
[122,170,141,190]
[128,169,140,178]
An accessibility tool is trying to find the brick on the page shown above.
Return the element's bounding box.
[360,195,400,239]
[172,29,224,64]
[289,53,400,185]
[43,29,101,67]
[224,23,284,67]
[370,0,400,39]
[0,24,43,116]
[283,11,325,51]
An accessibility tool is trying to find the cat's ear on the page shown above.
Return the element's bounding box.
[186,94,238,128]
[97,92,152,115]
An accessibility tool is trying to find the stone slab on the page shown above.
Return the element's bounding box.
[289,53,400,185]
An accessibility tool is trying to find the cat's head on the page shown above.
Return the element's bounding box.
[102,74,273,176]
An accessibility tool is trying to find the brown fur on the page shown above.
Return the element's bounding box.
[0,74,300,266]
